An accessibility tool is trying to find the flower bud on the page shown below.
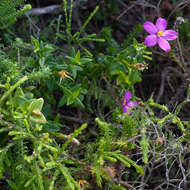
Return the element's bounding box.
[156,137,164,146]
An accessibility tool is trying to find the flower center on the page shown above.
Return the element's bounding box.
[157,30,163,37]
[59,70,67,78]
[122,99,126,105]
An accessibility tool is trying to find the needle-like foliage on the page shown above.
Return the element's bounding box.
[0,0,31,29]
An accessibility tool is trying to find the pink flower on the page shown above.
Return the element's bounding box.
[143,17,178,52]
[122,91,138,115]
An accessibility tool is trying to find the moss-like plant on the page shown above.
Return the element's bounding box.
[0,0,31,29]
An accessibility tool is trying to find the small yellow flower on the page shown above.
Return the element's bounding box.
[59,70,73,83]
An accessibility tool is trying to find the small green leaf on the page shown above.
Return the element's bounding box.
[28,98,44,116]
[60,86,85,108]
[58,163,75,190]
[31,36,40,53]
[30,113,46,124]
[67,87,81,105]
[75,50,80,61]
[46,161,57,168]
[129,69,142,84]
[58,95,67,107]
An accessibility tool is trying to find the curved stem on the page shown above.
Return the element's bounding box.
[0,76,28,106]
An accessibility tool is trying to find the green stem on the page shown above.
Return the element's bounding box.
[78,6,99,39]
[24,118,31,133]
[68,0,73,32]
[34,159,44,190]
[0,76,28,106]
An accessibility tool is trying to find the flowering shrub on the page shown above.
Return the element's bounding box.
[0,1,189,189]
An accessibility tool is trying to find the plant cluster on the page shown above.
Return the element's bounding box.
[0,0,189,189]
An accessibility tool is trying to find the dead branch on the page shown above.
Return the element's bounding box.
[26,5,62,16]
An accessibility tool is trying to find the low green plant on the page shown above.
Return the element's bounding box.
[0,0,31,29]
[0,0,189,189]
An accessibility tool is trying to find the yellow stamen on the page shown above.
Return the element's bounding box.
[157,31,163,37]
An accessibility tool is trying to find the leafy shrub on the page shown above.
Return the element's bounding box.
[0,0,189,189]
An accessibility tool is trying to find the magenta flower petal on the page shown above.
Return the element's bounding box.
[145,34,157,47]
[121,91,131,106]
[143,22,157,34]
[156,17,167,31]
[122,105,130,114]
[158,37,171,52]
[127,101,139,108]
[123,102,138,115]
[121,91,139,115]
[162,30,178,40]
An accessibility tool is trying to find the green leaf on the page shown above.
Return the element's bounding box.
[128,69,142,84]
[31,36,40,53]
[116,71,130,86]
[109,61,126,75]
[42,143,58,154]
[28,98,47,124]
[14,87,24,97]
[67,87,81,105]
[75,50,80,62]
[46,161,57,168]
[30,113,46,124]
[60,86,85,108]
[58,163,75,190]
[56,32,67,41]
[70,65,83,79]
[58,95,67,107]
[112,153,131,168]
[28,98,44,116]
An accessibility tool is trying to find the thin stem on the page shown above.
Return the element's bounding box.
[68,0,73,32]
[77,6,99,39]
[0,76,28,106]
[24,118,32,133]
[34,159,44,190]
